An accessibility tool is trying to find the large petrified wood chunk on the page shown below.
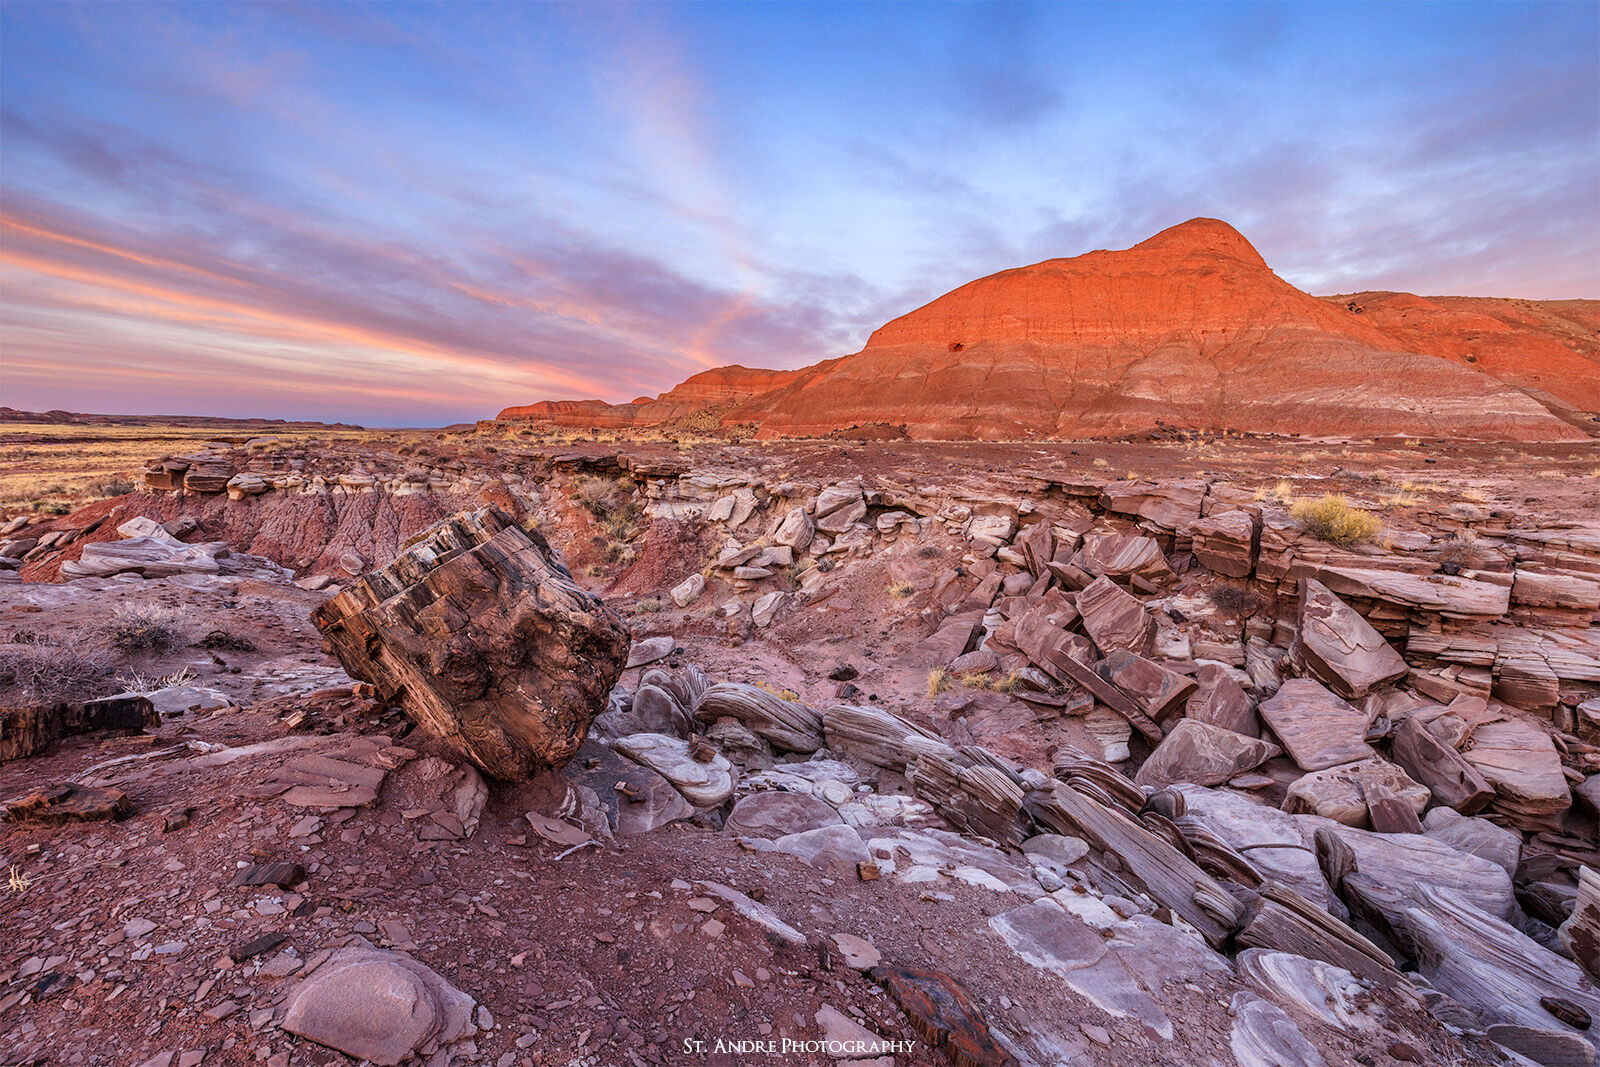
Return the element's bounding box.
[1,695,153,761]
[311,506,630,781]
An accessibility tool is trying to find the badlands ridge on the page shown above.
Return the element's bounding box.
[500,219,1598,441]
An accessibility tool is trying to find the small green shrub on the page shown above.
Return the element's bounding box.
[1291,494,1381,547]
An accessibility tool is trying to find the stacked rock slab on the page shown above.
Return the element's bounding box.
[1289,578,1409,699]
[312,506,631,780]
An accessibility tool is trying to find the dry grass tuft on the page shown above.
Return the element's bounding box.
[926,667,952,697]
[1291,494,1381,547]
[1209,584,1260,615]
[0,644,112,701]
[960,669,1022,693]
[887,581,917,599]
[103,603,188,652]
[1255,479,1294,504]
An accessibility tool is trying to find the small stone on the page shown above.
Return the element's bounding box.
[203,1000,239,1021]
[829,933,881,971]
[124,917,158,939]
[230,933,287,963]
[1081,1024,1111,1046]
[701,919,726,939]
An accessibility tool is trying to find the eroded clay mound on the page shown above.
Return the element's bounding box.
[746,219,1582,441]
[496,218,1592,442]
[1333,292,1600,413]
[497,366,800,427]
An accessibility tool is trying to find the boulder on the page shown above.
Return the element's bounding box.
[115,516,178,541]
[1391,714,1495,814]
[1073,533,1176,587]
[1558,866,1599,982]
[1289,578,1408,699]
[565,740,694,834]
[1422,808,1521,877]
[1076,576,1155,655]
[1135,720,1280,788]
[280,944,476,1066]
[613,733,736,808]
[725,791,844,838]
[310,506,631,780]
[1257,678,1375,772]
[1188,510,1256,578]
[60,538,230,579]
[773,824,871,871]
[1462,718,1572,831]
[1185,663,1259,736]
[695,682,824,753]
[772,506,814,551]
[626,635,675,667]
[1230,992,1327,1067]
[596,684,692,739]
[670,573,705,607]
[1094,649,1197,721]
[1282,759,1429,829]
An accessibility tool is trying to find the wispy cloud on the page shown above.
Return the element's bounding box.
[0,2,1594,423]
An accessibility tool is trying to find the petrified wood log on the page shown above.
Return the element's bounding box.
[311,506,630,781]
[0,695,153,761]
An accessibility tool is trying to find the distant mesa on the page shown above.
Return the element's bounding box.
[496,218,1597,441]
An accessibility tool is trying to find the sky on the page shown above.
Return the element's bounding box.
[1,1,1596,426]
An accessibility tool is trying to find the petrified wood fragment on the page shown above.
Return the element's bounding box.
[3,783,132,823]
[870,964,1016,1067]
[311,506,630,781]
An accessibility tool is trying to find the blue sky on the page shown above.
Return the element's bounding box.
[2,1,1596,424]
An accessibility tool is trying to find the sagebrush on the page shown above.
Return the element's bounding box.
[1291,494,1380,547]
